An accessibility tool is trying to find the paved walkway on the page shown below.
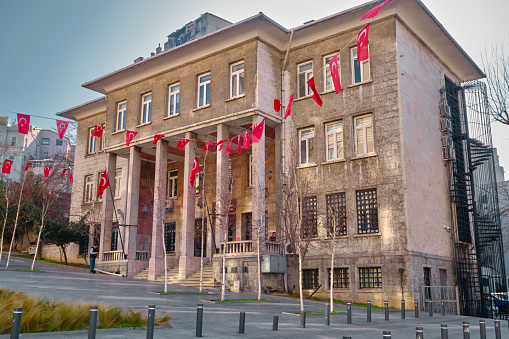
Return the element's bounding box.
[0,257,507,338]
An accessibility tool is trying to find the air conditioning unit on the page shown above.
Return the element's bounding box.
[441,136,452,148]
[442,144,455,161]
[285,243,294,254]
[440,118,451,133]
[165,199,174,212]
[439,100,451,117]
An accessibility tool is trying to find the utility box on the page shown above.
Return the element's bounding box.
[261,255,287,273]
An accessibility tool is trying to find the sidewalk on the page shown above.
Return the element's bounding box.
[1,257,508,338]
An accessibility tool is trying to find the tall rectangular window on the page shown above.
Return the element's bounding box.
[302,268,319,289]
[301,196,317,238]
[84,175,94,203]
[164,222,176,254]
[356,188,378,234]
[351,47,370,84]
[354,114,374,156]
[329,268,349,288]
[299,128,315,165]
[198,73,211,108]
[242,212,252,241]
[324,54,339,92]
[10,137,16,146]
[247,154,253,187]
[230,61,244,98]
[168,83,180,117]
[326,121,344,161]
[98,123,105,152]
[117,102,126,131]
[114,169,122,198]
[359,267,382,288]
[326,193,347,236]
[97,172,105,201]
[298,61,313,98]
[167,169,178,198]
[88,128,96,154]
[141,93,152,124]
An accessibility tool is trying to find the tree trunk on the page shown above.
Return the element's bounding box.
[6,177,25,269]
[298,244,304,312]
[257,233,261,301]
[221,230,226,301]
[0,196,9,266]
[161,221,168,293]
[31,217,45,271]
[61,245,68,265]
[330,248,335,312]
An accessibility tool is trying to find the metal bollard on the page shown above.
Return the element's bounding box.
[384,301,389,321]
[10,307,22,339]
[415,300,419,318]
[428,301,433,317]
[401,300,405,319]
[494,318,501,339]
[325,303,330,326]
[88,306,98,339]
[272,315,278,331]
[462,321,470,339]
[441,324,448,339]
[383,330,391,338]
[441,300,445,316]
[347,301,352,324]
[416,326,423,339]
[146,305,155,339]
[343,337,352,339]
[300,311,306,328]
[196,304,203,337]
[367,300,372,322]
[239,312,245,334]
[479,319,486,339]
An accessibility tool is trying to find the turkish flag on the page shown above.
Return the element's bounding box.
[126,130,137,146]
[56,120,69,139]
[283,93,295,120]
[252,117,266,143]
[274,99,281,113]
[69,170,73,184]
[62,168,67,176]
[91,125,105,138]
[44,166,51,177]
[190,155,201,187]
[329,55,343,94]
[357,23,370,63]
[202,142,217,152]
[361,0,392,20]
[97,169,109,198]
[24,163,31,172]
[215,140,227,151]
[307,77,323,107]
[153,134,165,144]
[243,130,251,149]
[17,114,30,134]
[226,139,234,155]
[2,160,13,174]
[236,135,242,155]
[176,138,191,151]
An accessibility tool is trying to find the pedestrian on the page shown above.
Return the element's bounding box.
[89,244,98,273]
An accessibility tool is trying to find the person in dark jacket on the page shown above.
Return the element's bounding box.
[89,244,98,273]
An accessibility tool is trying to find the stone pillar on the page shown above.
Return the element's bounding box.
[125,146,140,276]
[99,152,117,261]
[252,115,266,252]
[274,124,282,240]
[179,132,198,279]
[215,124,230,255]
[149,139,168,280]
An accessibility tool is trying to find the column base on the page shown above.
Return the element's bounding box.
[178,256,200,280]
[148,258,165,280]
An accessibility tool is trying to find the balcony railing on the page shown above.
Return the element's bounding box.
[135,251,150,261]
[102,250,125,262]
[220,240,282,256]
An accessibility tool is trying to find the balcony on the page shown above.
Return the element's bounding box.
[220,240,282,256]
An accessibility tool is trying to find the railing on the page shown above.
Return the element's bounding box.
[102,250,125,262]
[135,251,150,261]
[266,241,282,255]
[420,286,459,315]
[220,240,282,256]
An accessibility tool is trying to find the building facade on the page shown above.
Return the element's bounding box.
[57,0,505,313]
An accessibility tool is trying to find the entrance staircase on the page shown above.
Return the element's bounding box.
[133,263,216,290]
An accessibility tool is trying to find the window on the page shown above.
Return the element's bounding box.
[98,123,105,152]
[242,212,252,241]
[168,84,180,117]
[359,267,382,288]
[324,54,339,92]
[302,269,319,289]
[326,193,347,236]
[354,114,374,156]
[10,137,16,146]
[351,47,370,84]
[356,188,378,234]
[84,175,95,203]
[56,139,63,146]
[299,128,315,165]
[326,121,344,161]
[247,154,253,187]
[167,169,178,198]
[297,61,313,98]
[329,268,349,288]
[141,93,152,124]
[198,73,211,108]
[88,127,96,154]
[43,152,48,158]
[164,222,176,254]
[97,172,105,201]
[117,102,126,131]
[41,138,50,145]
[230,61,244,98]
[301,196,317,237]
[114,169,122,198]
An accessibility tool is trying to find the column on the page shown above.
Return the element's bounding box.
[215,124,229,254]
[99,152,117,261]
[252,115,266,252]
[149,139,168,280]
[125,146,140,276]
[179,132,197,279]
[274,124,282,240]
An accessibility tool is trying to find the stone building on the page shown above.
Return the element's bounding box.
[57,0,505,312]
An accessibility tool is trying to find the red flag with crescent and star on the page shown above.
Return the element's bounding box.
[252,117,266,143]
[126,130,137,146]
[69,170,73,184]
[190,155,201,187]
[91,125,105,138]
[202,142,217,152]
[17,114,30,134]
[153,134,165,144]
[243,130,251,149]
[236,135,242,155]
[283,93,295,120]
[24,163,31,172]
[307,77,323,107]
[62,168,67,176]
[361,0,392,20]
[329,55,343,94]
[357,23,370,63]
[225,138,234,155]
[97,169,109,198]
[2,160,13,174]
[215,140,227,151]
[176,138,191,151]
[56,120,69,139]
[44,166,52,177]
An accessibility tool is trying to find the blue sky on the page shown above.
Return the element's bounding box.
[0,0,508,173]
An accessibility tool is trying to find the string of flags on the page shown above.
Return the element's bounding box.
[2,159,73,183]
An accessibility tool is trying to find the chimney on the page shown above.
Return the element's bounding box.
[156,44,162,54]
[150,52,155,57]
[134,56,144,63]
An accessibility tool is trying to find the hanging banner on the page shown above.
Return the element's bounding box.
[126,130,137,146]
[2,160,13,174]
[56,120,69,139]
[17,114,30,134]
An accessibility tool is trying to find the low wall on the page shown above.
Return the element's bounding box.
[40,243,88,265]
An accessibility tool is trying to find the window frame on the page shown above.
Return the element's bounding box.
[302,268,319,289]
[326,192,347,236]
[301,196,318,238]
[84,175,95,203]
[230,61,245,99]
[323,53,339,92]
[329,267,349,289]
[297,61,313,98]
[354,114,374,156]
[356,188,379,234]
[10,136,16,147]
[167,169,178,199]
[168,83,180,117]
[88,127,96,154]
[114,169,122,198]
[55,139,63,146]
[351,47,371,84]
[325,120,344,161]
[117,101,127,132]
[140,93,152,125]
[359,267,382,289]
[197,73,211,108]
[299,128,315,165]
[41,138,50,145]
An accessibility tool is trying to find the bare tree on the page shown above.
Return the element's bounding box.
[482,44,509,125]
[0,177,12,266]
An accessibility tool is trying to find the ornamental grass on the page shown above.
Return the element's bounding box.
[0,288,171,334]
